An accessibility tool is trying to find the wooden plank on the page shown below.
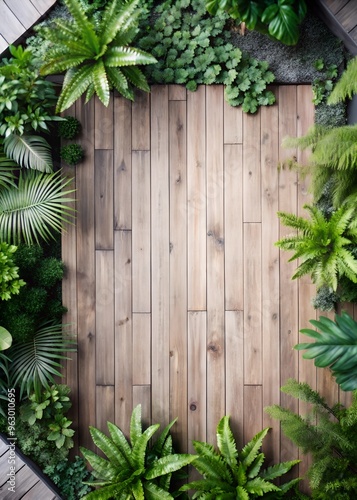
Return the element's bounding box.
[94,95,113,149]
[336,3,357,32]
[188,312,207,452]
[224,144,243,310]
[243,223,262,384]
[96,385,115,434]
[169,100,188,450]
[1,465,38,499]
[22,480,59,500]
[132,150,151,313]
[95,149,114,250]
[4,0,39,29]
[132,313,151,385]
[324,0,350,13]
[114,230,133,436]
[114,96,132,230]
[206,85,225,444]
[151,86,170,426]
[0,3,26,43]
[224,99,243,144]
[278,86,299,464]
[187,86,206,311]
[29,0,56,13]
[133,385,151,429]
[75,96,96,450]
[260,98,280,464]
[169,85,186,100]
[243,111,261,222]
[226,311,244,448]
[132,90,150,150]
[0,34,8,54]
[243,386,262,446]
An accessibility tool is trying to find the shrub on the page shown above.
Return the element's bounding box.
[58,116,81,140]
[44,456,93,499]
[60,144,84,165]
[0,242,25,301]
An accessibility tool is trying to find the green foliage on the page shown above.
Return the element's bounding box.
[0,169,75,245]
[205,0,307,45]
[60,143,84,165]
[0,242,25,300]
[9,323,76,399]
[265,379,357,499]
[80,404,196,499]
[312,286,338,312]
[58,116,81,140]
[3,133,53,172]
[39,0,157,112]
[328,56,357,104]
[138,0,276,113]
[44,456,93,499]
[180,415,300,498]
[295,312,357,391]
[312,61,338,106]
[0,326,12,351]
[276,203,357,291]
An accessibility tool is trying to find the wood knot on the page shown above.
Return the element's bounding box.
[207,343,218,353]
[190,403,197,411]
[88,331,94,340]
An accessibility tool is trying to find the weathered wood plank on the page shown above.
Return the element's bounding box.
[243,111,261,222]
[243,386,262,445]
[151,86,170,426]
[96,385,115,434]
[96,250,115,385]
[114,96,132,230]
[187,86,206,311]
[169,100,188,450]
[226,311,244,448]
[206,85,225,444]
[133,385,151,428]
[132,313,151,385]
[336,3,357,32]
[0,3,26,42]
[4,0,39,29]
[114,230,133,435]
[3,466,38,499]
[224,144,243,310]
[95,149,114,250]
[94,95,114,150]
[243,223,262,384]
[188,311,207,452]
[132,90,150,151]
[22,480,59,500]
[75,96,96,450]
[169,85,186,100]
[132,150,151,313]
[224,99,243,144]
[260,98,280,463]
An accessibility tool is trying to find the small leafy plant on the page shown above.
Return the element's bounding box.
[266,379,357,499]
[58,116,81,140]
[60,143,84,165]
[138,0,276,113]
[180,415,300,498]
[295,312,357,391]
[44,456,94,499]
[0,242,25,300]
[312,59,338,105]
[80,404,196,499]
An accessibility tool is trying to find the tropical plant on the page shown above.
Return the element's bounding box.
[205,0,307,45]
[44,456,94,499]
[266,379,357,499]
[276,203,357,292]
[8,323,76,399]
[295,312,357,391]
[0,45,61,172]
[58,116,81,140]
[0,242,25,300]
[328,56,357,104]
[60,143,84,165]
[80,404,196,499]
[39,0,157,112]
[0,170,75,245]
[0,326,12,351]
[138,0,276,113]
[180,415,300,498]
[282,125,357,208]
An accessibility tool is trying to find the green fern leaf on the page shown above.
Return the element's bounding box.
[145,454,196,480]
[105,46,157,67]
[328,56,357,104]
[88,425,124,468]
[122,67,150,92]
[260,460,301,480]
[80,446,117,480]
[143,482,173,499]
[245,477,281,495]
[132,424,160,469]
[64,0,100,54]
[92,60,110,106]
[240,427,269,468]
[100,0,140,47]
[56,64,94,113]
[130,404,142,447]
[107,421,133,467]
[216,415,238,470]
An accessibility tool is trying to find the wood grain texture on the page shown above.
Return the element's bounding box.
[132,313,151,385]
[95,95,114,150]
[132,90,150,150]
[95,149,114,250]
[243,112,261,222]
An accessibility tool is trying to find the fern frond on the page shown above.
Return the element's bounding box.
[328,56,357,104]
[64,0,100,54]
[100,0,140,47]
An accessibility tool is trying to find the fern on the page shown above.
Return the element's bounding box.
[265,379,357,498]
[328,56,357,104]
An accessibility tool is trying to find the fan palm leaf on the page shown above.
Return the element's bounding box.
[9,323,76,399]
[3,134,53,172]
[0,150,17,189]
[0,170,75,245]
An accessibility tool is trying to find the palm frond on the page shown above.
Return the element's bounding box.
[0,170,75,245]
[328,56,357,104]
[0,153,17,189]
[4,134,53,172]
[9,323,76,399]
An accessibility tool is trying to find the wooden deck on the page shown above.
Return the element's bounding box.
[0,434,61,499]
[62,85,352,484]
[315,0,357,54]
[0,0,56,54]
